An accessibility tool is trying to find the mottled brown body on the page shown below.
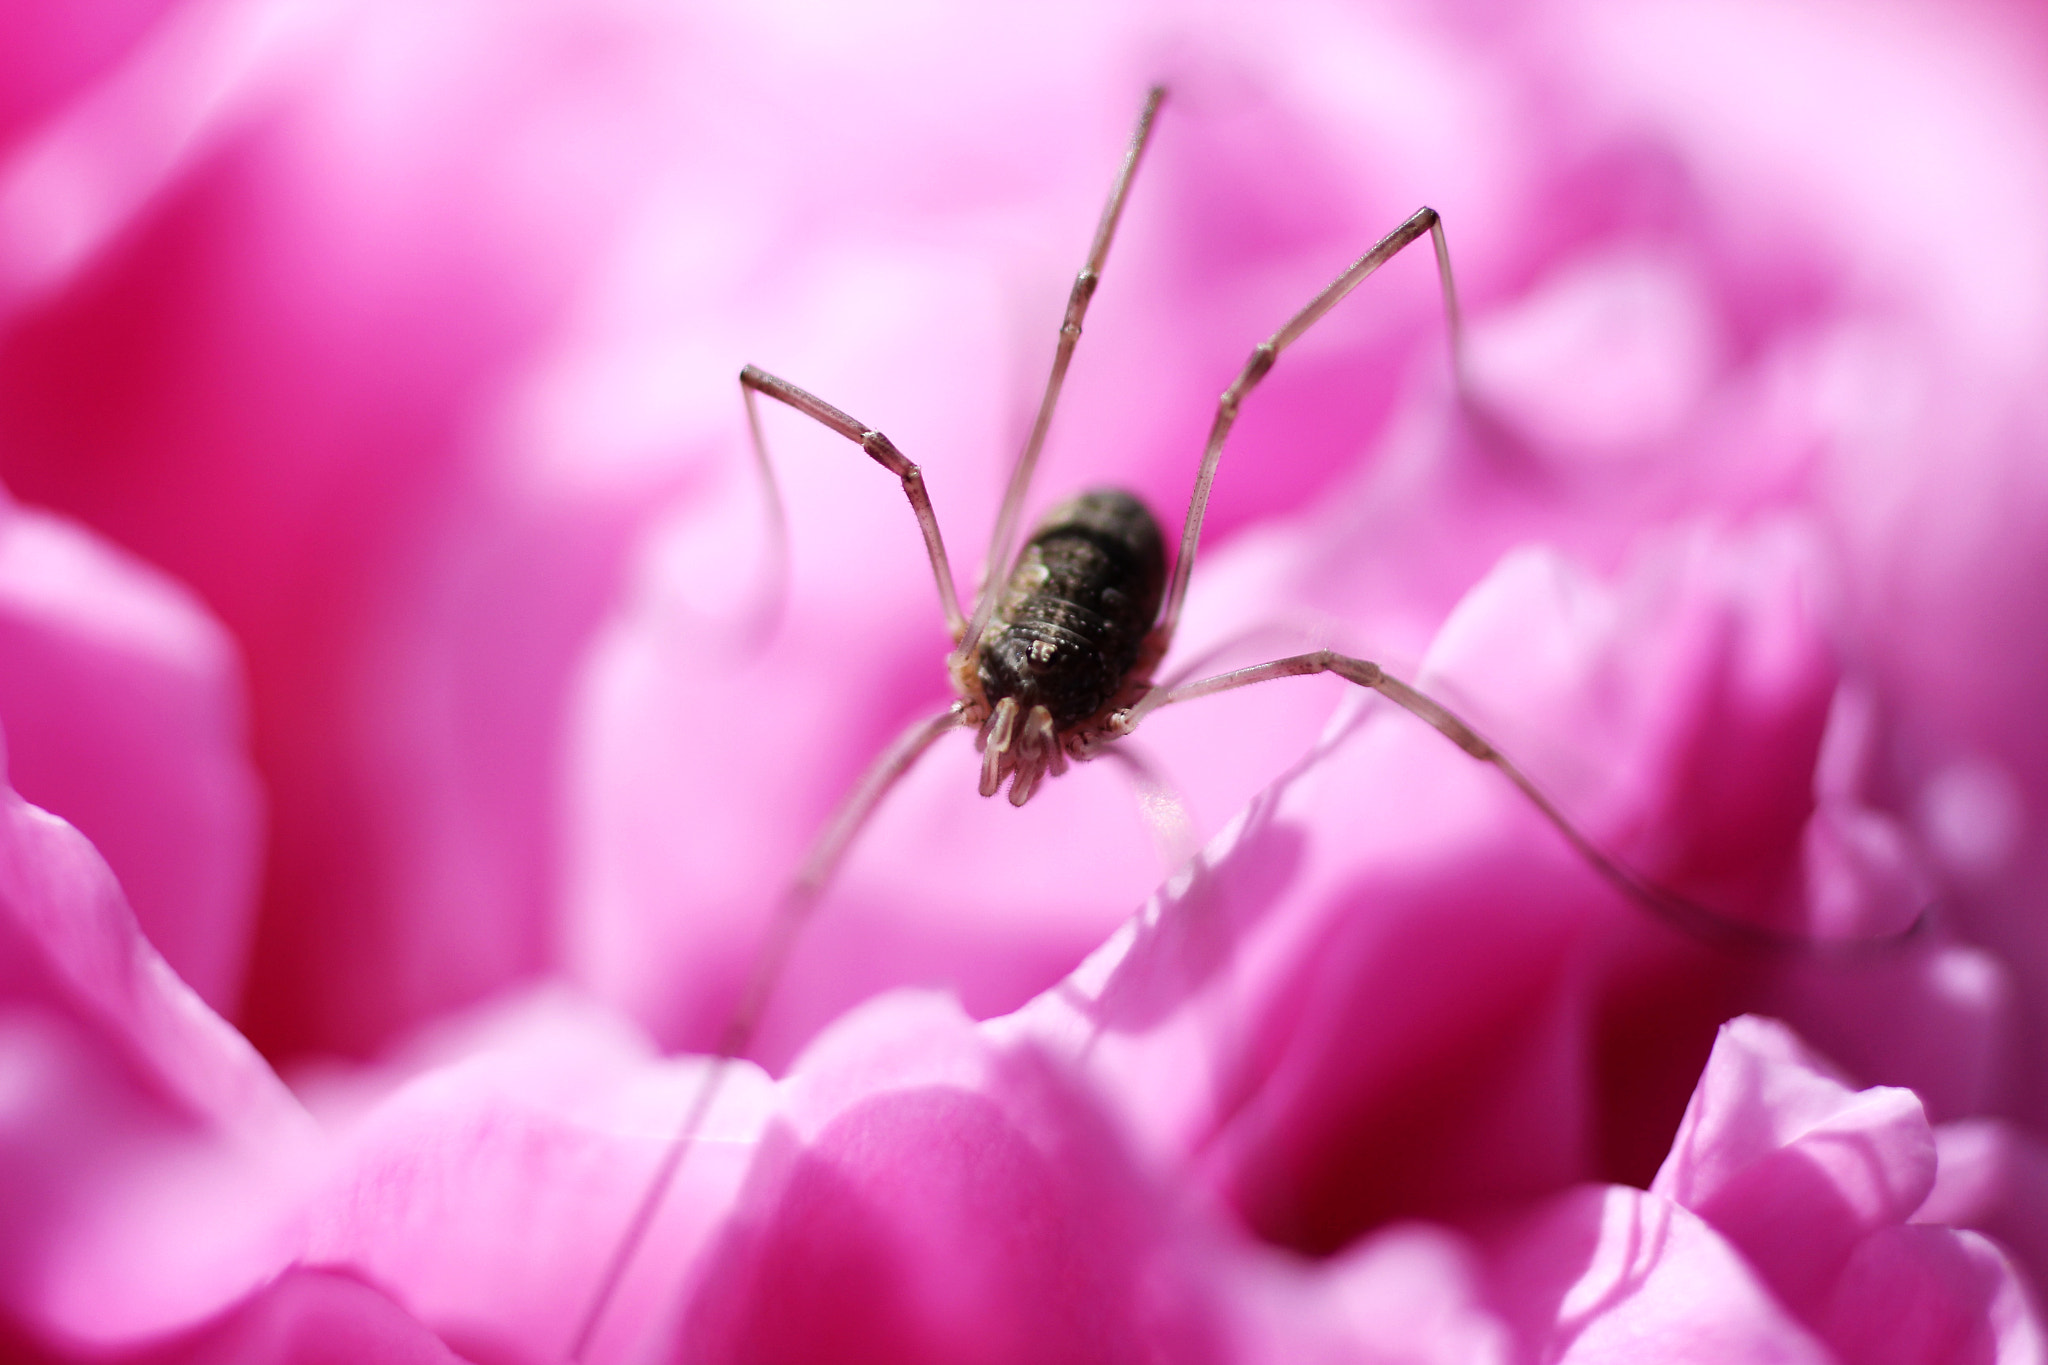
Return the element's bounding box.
[977,490,1167,729]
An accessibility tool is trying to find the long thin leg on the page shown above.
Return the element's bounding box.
[1099,742,1201,876]
[1144,650,1926,956]
[742,365,968,639]
[956,86,1167,663]
[566,703,971,1362]
[1156,209,1464,646]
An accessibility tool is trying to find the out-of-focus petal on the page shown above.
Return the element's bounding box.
[0,494,262,1013]
[0,0,710,1061]
[0,761,314,1345]
[0,0,185,152]
[1221,1222,1514,1365]
[4,1267,463,1365]
[1820,1226,2046,1365]
[1916,1118,2048,1294]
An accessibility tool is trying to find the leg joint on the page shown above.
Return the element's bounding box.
[1325,652,1383,687]
[861,430,912,476]
[1243,341,1277,385]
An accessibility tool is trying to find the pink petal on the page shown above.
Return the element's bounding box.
[1820,1225,2046,1365]
[0,0,699,1060]
[0,773,313,1344]
[0,0,183,151]
[1482,1184,1832,1364]
[4,1267,463,1365]
[152,1268,464,1365]
[0,496,262,1014]
[1651,1015,1937,1319]
[1024,523,1935,1251]
[1915,1119,2048,1296]
[299,989,772,1365]
[1222,1222,1513,1365]
[0,505,290,1348]
[677,990,1218,1364]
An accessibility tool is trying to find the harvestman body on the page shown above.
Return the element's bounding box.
[568,87,1903,1360]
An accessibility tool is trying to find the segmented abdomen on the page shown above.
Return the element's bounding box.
[976,489,1166,728]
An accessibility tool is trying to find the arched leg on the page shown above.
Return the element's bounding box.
[957,86,1167,661]
[1136,650,1927,956]
[741,365,968,638]
[1156,208,1464,647]
[1099,741,1201,876]
[566,703,971,1362]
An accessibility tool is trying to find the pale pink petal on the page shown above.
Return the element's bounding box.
[300,989,771,1365]
[1763,943,2015,1129]
[153,1268,463,1365]
[3,1268,462,1365]
[1221,1222,1514,1365]
[1482,1184,1832,1364]
[1651,1015,1937,1319]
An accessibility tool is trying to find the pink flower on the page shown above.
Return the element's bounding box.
[1,0,2046,1360]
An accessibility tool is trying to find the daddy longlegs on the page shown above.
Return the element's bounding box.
[568,85,1921,1360]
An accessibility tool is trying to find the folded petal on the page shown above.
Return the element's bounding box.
[678,990,1221,1364]
[0,766,314,1344]
[1651,1015,1937,1319]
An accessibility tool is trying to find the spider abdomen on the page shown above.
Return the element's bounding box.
[977,489,1167,728]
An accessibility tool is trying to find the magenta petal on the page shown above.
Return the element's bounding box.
[3,1268,462,1365]
[0,0,698,1062]
[1820,1226,2046,1365]
[1651,1016,1937,1319]
[0,497,262,1013]
[145,1268,463,1365]
[1915,1119,2048,1296]
[0,768,312,1343]
[678,991,1216,1364]
[0,0,184,152]
[0,778,287,1135]
[0,470,286,1353]
[1764,943,2015,1129]
[1024,526,1880,1251]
